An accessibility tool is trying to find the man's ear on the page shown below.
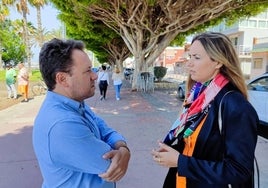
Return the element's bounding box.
[55,72,69,87]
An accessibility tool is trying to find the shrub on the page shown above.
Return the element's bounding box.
[154,66,167,81]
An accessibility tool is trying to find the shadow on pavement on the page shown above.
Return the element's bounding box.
[0,125,42,188]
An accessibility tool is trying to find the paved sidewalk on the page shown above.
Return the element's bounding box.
[0,95,44,187]
[0,81,267,188]
[86,84,181,188]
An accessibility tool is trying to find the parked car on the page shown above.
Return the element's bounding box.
[91,67,99,73]
[177,81,186,99]
[247,72,268,138]
[176,74,268,137]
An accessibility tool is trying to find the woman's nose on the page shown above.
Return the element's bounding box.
[186,58,193,67]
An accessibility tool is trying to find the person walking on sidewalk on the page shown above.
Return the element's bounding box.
[151,32,258,188]
[97,65,109,100]
[33,39,130,188]
[17,62,29,102]
[112,67,124,100]
[5,63,17,99]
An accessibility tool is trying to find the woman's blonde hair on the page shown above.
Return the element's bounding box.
[187,32,248,99]
[115,67,120,74]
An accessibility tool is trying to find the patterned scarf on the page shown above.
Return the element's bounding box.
[163,73,229,145]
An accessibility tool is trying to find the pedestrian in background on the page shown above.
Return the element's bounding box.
[33,38,130,188]
[97,65,109,100]
[112,67,124,100]
[17,62,29,102]
[5,63,17,99]
[152,32,258,188]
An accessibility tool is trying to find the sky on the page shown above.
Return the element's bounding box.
[8,3,62,64]
[9,3,61,31]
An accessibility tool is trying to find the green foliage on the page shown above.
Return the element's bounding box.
[223,3,268,26]
[0,70,5,81]
[171,35,187,46]
[174,2,268,41]
[50,0,128,64]
[30,69,42,81]
[146,0,156,6]
[0,19,26,65]
[154,66,167,81]
[56,3,112,56]
[50,0,268,73]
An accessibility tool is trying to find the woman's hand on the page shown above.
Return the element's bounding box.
[151,141,180,168]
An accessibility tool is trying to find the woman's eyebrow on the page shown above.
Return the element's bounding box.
[189,53,199,57]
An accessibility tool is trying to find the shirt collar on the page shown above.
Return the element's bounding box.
[46,91,84,113]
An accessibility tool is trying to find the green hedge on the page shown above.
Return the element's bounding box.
[0,70,5,81]
[154,66,167,81]
[0,69,42,82]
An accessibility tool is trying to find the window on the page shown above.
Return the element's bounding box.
[248,20,257,28]
[230,37,238,46]
[234,37,238,45]
[253,58,263,69]
[247,77,268,92]
[239,20,248,27]
[258,21,267,28]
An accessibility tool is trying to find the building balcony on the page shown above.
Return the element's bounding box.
[235,45,252,58]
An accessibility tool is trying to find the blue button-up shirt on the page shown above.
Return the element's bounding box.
[33,91,126,188]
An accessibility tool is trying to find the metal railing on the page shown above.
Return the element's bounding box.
[137,72,154,92]
[236,45,252,56]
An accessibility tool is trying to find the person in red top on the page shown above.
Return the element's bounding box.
[17,62,29,102]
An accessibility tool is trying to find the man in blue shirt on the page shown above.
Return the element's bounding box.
[33,39,130,188]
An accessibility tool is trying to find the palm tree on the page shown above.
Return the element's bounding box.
[45,27,65,40]
[0,2,10,22]
[2,0,31,69]
[13,19,37,53]
[0,2,10,69]
[16,0,31,69]
[28,0,48,47]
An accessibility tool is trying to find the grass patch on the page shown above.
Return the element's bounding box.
[0,70,5,81]
[0,69,42,82]
[30,69,42,81]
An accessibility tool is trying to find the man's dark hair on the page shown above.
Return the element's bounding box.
[39,38,85,90]
[101,65,106,71]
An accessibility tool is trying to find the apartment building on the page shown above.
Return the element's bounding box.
[251,37,268,77]
[154,46,187,73]
[210,9,268,79]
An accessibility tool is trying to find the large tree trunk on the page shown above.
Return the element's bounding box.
[105,38,131,70]
[36,6,44,46]
[22,11,31,70]
[127,29,178,90]
[0,42,3,69]
[54,0,268,91]
[87,0,266,90]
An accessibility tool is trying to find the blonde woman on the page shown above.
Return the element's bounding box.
[152,32,258,188]
[112,67,124,100]
[18,63,29,102]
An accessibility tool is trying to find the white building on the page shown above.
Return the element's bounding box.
[209,9,268,79]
